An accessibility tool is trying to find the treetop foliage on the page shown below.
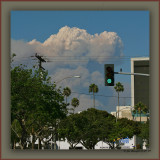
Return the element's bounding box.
[11,64,68,149]
[58,108,144,149]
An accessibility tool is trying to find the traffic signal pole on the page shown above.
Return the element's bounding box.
[114,72,150,77]
[104,64,149,124]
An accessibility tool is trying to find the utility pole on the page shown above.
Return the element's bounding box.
[35,53,46,70]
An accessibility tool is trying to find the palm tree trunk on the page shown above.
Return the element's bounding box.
[93,92,95,108]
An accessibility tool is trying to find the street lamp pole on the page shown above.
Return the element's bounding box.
[52,75,81,150]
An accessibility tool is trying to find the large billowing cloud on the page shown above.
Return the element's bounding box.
[28,26,124,64]
[11,26,124,68]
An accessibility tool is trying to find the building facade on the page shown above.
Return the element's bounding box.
[131,57,149,108]
[111,106,133,120]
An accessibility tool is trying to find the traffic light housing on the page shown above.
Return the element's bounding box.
[104,64,114,86]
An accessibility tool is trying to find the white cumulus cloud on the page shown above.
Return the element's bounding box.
[27,26,124,64]
[11,26,124,68]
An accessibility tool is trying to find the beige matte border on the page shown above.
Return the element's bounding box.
[1,1,159,159]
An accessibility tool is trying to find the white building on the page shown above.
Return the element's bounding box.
[131,57,149,122]
[38,138,136,150]
[111,106,133,120]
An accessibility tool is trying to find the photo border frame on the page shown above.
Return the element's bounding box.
[0,0,159,159]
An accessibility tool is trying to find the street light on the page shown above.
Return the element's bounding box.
[55,75,81,84]
[52,75,81,150]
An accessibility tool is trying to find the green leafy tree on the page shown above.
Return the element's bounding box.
[58,108,141,150]
[11,65,39,149]
[71,98,79,113]
[89,84,99,108]
[63,87,71,104]
[104,118,141,149]
[78,108,114,149]
[58,108,113,150]
[133,102,148,122]
[138,120,149,148]
[58,113,82,149]
[114,82,124,120]
[11,65,67,149]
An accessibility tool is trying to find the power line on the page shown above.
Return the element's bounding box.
[71,91,133,99]
[12,59,146,63]
[13,55,149,58]
[42,55,149,58]
[12,54,149,63]
[12,55,149,60]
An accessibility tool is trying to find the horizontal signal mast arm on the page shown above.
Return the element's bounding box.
[114,72,150,77]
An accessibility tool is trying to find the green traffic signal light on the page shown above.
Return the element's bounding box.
[107,79,112,83]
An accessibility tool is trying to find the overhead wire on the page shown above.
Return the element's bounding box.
[71,91,133,99]
[12,54,149,59]
[12,55,149,63]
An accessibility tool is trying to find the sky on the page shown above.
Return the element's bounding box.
[10,11,149,113]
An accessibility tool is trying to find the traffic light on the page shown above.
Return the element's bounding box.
[104,64,114,86]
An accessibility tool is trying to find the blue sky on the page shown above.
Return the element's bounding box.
[11,11,149,113]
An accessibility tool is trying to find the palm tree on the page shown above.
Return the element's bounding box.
[71,98,79,113]
[63,87,71,104]
[133,102,148,122]
[89,84,99,108]
[114,82,124,120]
